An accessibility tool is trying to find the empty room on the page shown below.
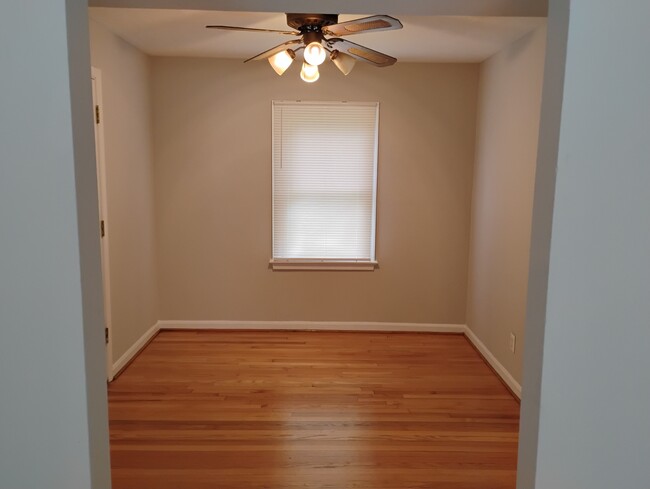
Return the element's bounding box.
[6,1,650,489]
[86,2,547,488]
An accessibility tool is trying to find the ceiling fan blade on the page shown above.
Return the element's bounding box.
[323,15,402,37]
[206,25,300,36]
[326,38,397,67]
[244,39,302,63]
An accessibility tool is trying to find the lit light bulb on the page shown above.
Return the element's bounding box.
[303,42,327,66]
[268,49,295,76]
[300,62,320,83]
[330,50,356,76]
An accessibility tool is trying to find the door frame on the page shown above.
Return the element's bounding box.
[91,66,114,381]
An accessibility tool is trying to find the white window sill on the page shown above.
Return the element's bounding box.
[270,259,378,271]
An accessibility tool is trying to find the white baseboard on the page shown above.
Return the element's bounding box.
[463,326,522,399]
[158,320,466,334]
[111,322,160,379]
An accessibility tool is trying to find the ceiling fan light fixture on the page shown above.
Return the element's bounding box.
[300,62,320,83]
[330,50,356,75]
[207,14,402,76]
[303,41,327,66]
[268,49,296,76]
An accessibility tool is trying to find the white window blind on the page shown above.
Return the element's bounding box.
[272,101,378,264]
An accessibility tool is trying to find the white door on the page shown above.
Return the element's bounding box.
[91,67,113,381]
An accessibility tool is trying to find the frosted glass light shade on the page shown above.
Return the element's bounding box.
[268,49,295,76]
[300,62,320,83]
[303,42,327,66]
[330,50,356,76]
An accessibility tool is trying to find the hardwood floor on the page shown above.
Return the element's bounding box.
[108,331,520,489]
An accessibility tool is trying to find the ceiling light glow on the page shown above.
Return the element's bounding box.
[268,49,296,76]
[303,42,327,66]
[300,62,320,83]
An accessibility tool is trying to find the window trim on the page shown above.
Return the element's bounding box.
[270,100,379,271]
[270,259,379,271]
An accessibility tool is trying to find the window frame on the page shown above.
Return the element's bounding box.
[270,100,379,271]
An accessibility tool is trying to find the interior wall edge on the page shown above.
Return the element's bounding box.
[516,1,569,487]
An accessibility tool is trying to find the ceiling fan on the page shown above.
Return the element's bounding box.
[206,13,403,82]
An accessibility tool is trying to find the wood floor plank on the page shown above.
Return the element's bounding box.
[108,331,519,489]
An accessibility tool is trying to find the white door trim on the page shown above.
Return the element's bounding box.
[91,67,113,381]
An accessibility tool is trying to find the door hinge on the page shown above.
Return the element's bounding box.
[95,105,100,124]
[105,327,109,344]
[100,220,105,238]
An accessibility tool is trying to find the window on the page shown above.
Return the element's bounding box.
[272,101,379,270]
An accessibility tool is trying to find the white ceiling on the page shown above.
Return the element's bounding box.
[89,8,545,63]
[89,1,547,17]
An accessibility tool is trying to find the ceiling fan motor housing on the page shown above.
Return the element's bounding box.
[286,13,339,32]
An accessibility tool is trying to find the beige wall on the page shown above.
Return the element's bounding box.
[152,58,478,323]
[89,20,158,361]
[466,25,547,383]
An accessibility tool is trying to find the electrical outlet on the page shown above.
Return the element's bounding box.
[509,333,517,353]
